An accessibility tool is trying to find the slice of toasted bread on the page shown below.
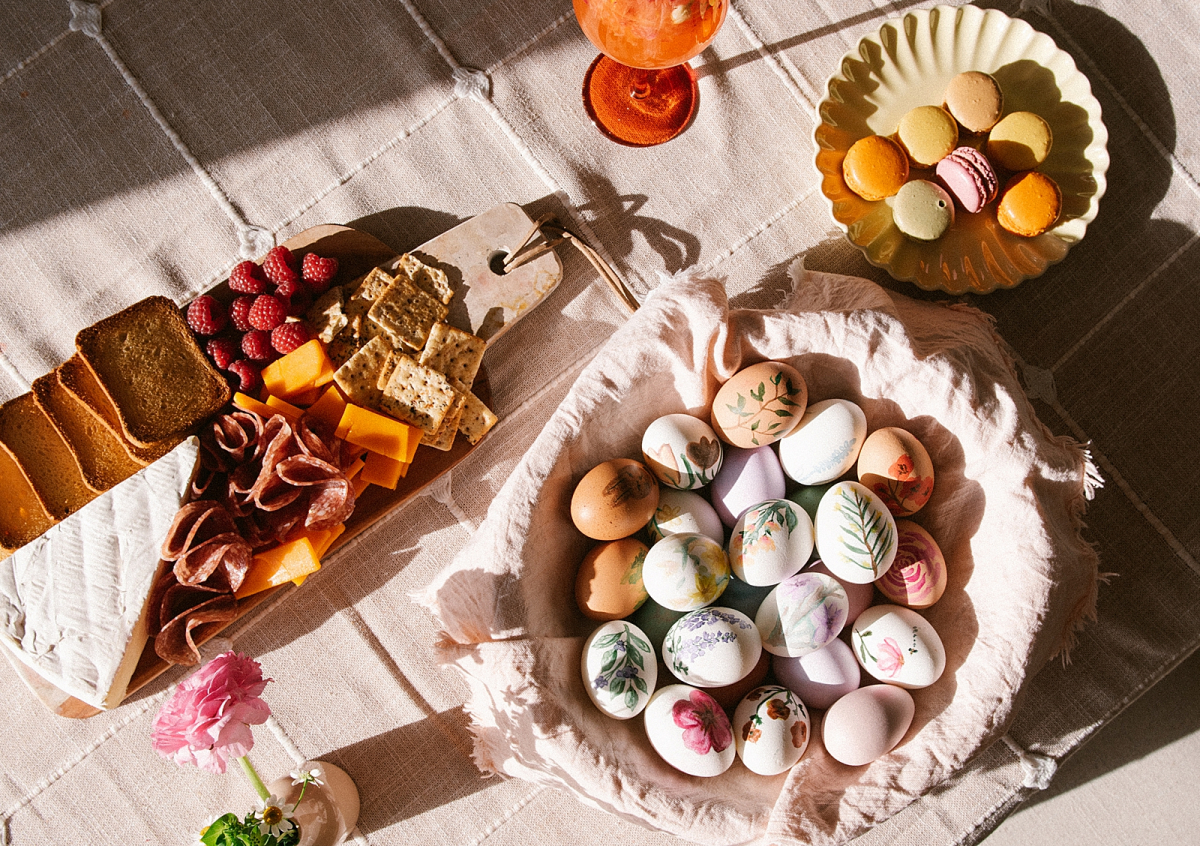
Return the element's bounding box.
[0,439,56,556]
[74,296,231,447]
[32,370,143,493]
[0,394,96,520]
[57,355,175,465]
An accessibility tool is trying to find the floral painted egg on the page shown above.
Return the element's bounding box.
[642,413,724,490]
[647,489,725,545]
[581,621,657,719]
[733,685,811,775]
[806,559,874,625]
[822,684,915,766]
[857,426,935,516]
[754,572,848,657]
[663,607,762,687]
[729,499,815,586]
[575,537,649,621]
[772,637,861,710]
[851,604,946,689]
[710,361,808,448]
[777,398,868,485]
[642,532,730,611]
[570,458,659,541]
[710,445,787,527]
[643,684,736,777]
[814,481,898,584]
[875,520,947,609]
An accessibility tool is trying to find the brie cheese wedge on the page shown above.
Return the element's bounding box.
[0,437,199,709]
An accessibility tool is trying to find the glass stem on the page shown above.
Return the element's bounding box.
[630,67,653,100]
[239,755,272,801]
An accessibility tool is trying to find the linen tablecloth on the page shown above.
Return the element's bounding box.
[2,1,1198,844]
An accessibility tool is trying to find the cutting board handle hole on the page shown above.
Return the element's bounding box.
[488,249,510,275]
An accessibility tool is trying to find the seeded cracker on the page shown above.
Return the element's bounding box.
[457,389,498,445]
[376,351,398,391]
[419,323,486,388]
[305,287,347,344]
[343,267,395,326]
[380,354,457,436]
[333,335,392,408]
[424,390,467,451]
[368,275,448,351]
[396,253,454,305]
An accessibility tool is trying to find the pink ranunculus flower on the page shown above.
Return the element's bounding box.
[672,689,733,755]
[877,637,905,677]
[151,652,272,774]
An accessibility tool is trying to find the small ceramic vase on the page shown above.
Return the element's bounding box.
[266,760,360,846]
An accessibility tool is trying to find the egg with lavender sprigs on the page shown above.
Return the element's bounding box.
[851,604,946,690]
[857,426,935,517]
[642,413,724,490]
[575,538,649,621]
[814,481,898,584]
[663,607,762,687]
[733,685,811,775]
[755,572,849,657]
[647,489,725,545]
[570,458,659,541]
[875,520,947,609]
[710,361,808,448]
[729,499,815,586]
[777,398,868,485]
[642,532,730,611]
[822,684,915,766]
[644,684,736,777]
[710,445,787,527]
[581,620,657,719]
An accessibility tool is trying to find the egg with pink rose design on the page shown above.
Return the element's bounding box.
[875,520,947,609]
[851,604,946,689]
[643,684,737,776]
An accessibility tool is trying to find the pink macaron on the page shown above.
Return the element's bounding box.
[935,146,998,213]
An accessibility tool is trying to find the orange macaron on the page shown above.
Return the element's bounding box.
[842,135,910,201]
[997,171,1062,237]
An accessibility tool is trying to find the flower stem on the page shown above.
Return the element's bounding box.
[238,755,271,801]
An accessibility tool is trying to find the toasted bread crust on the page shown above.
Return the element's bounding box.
[0,393,96,520]
[57,355,174,465]
[0,438,55,553]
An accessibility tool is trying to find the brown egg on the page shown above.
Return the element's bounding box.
[857,426,935,516]
[570,458,660,540]
[576,537,650,621]
[710,361,808,448]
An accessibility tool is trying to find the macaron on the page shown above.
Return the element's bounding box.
[997,171,1062,236]
[843,135,910,201]
[943,71,1004,134]
[986,111,1053,172]
[935,146,999,213]
[895,105,959,168]
[892,179,955,242]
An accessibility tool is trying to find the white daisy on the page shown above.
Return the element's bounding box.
[253,794,296,839]
[290,765,324,787]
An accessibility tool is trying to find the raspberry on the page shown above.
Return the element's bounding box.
[228,261,266,294]
[274,277,302,300]
[262,246,298,288]
[241,329,275,361]
[186,295,227,336]
[247,294,287,331]
[227,359,262,393]
[301,253,339,293]
[271,321,312,354]
[285,289,313,318]
[206,337,239,370]
[229,295,255,332]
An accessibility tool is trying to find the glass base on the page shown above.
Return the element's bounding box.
[582,55,698,147]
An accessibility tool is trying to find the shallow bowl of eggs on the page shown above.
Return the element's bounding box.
[813,4,1109,295]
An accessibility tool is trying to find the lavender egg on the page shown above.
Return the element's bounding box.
[710,445,787,527]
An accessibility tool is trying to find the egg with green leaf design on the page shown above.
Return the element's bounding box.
[729,499,815,586]
[642,413,724,490]
[814,481,898,585]
[581,620,658,719]
[710,362,808,449]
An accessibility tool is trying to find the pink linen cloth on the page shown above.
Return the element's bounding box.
[419,266,1100,845]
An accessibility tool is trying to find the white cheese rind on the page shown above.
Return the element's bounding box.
[0,437,199,709]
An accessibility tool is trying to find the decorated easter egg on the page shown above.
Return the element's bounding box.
[851,604,946,689]
[575,538,649,621]
[647,489,725,545]
[642,413,724,490]
[822,684,915,766]
[663,607,762,687]
[857,426,935,516]
[777,398,868,485]
[733,685,811,775]
[581,621,658,719]
[814,481,898,584]
[644,685,736,777]
[729,499,815,586]
[807,559,875,625]
[642,532,730,611]
[710,445,787,527]
[772,637,861,710]
[876,520,947,609]
[755,572,848,657]
[710,361,808,448]
[570,458,659,540]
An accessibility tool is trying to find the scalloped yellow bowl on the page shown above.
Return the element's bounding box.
[814,5,1109,294]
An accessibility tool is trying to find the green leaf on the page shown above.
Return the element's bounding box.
[633,677,647,694]
[629,632,650,652]
[611,679,626,694]
[772,408,793,417]
[751,382,766,402]
[626,689,639,711]
[600,651,617,673]
[771,372,783,386]
[593,633,620,647]
[629,648,645,669]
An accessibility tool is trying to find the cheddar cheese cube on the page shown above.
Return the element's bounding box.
[335,403,412,461]
[360,450,409,490]
[234,537,321,599]
[262,339,336,400]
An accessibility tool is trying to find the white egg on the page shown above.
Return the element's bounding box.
[822,684,915,766]
[754,572,848,657]
[850,604,946,689]
[641,413,724,490]
[647,489,725,545]
[732,685,811,775]
[729,499,814,586]
[642,533,730,611]
[814,481,898,584]
[643,684,736,777]
[581,621,658,719]
[777,398,868,485]
[663,607,762,687]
